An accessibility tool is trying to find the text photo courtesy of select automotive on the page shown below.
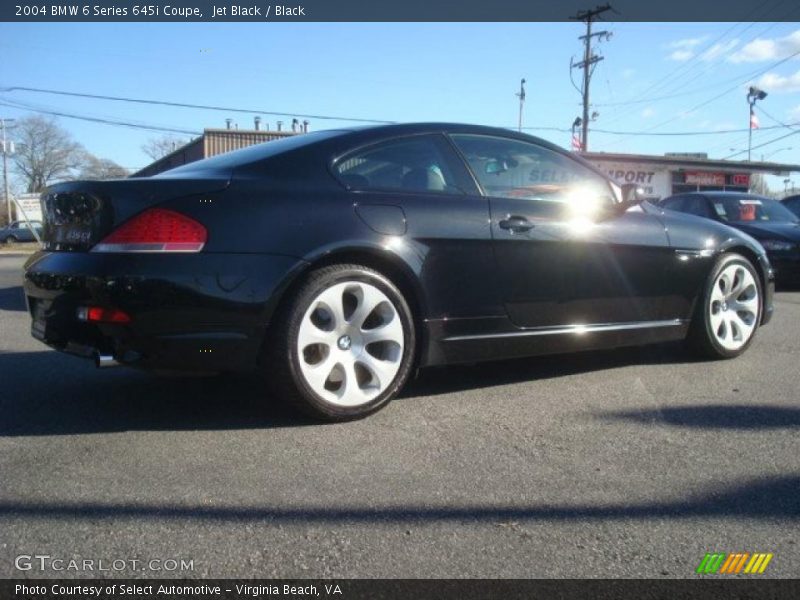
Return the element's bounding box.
[1,1,800,592]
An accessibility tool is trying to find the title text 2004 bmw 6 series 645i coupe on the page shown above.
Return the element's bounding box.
[24,123,774,420]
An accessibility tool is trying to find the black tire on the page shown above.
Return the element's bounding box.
[265,264,416,421]
[5,235,17,245]
[686,253,762,360]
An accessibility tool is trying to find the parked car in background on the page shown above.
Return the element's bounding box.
[24,124,774,421]
[659,192,800,285]
[0,220,42,244]
[783,194,800,218]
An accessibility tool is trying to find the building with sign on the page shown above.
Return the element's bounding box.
[13,193,42,222]
[580,151,799,202]
[133,121,302,178]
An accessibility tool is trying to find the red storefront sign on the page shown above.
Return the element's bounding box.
[685,171,725,186]
[731,173,750,187]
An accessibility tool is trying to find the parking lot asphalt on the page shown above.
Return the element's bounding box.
[0,253,798,579]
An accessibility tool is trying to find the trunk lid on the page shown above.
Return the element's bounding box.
[40,172,230,252]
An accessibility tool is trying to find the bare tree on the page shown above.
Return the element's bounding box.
[79,154,129,180]
[749,173,772,197]
[141,135,188,161]
[12,115,86,193]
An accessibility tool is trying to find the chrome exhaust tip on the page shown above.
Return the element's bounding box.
[95,353,120,368]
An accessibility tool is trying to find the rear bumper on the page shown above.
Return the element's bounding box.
[23,251,305,372]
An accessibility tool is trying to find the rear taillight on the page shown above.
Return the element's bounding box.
[92,208,206,253]
[77,306,131,323]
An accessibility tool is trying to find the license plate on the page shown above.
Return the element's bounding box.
[30,300,48,341]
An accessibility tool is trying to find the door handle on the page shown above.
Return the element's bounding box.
[498,215,534,233]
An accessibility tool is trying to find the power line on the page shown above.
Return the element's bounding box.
[0,98,203,136]
[3,82,798,150]
[0,85,395,125]
[602,0,784,111]
[722,128,800,159]
[601,48,800,148]
[5,92,798,141]
[597,11,797,131]
[594,35,800,109]
[514,122,799,136]
[757,105,799,130]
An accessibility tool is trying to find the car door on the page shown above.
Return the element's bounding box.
[332,133,498,320]
[18,221,34,242]
[783,196,800,219]
[6,221,23,241]
[448,133,673,329]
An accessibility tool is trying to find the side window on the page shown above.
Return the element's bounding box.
[449,134,613,209]
[684,197,714,218]
[661,197,686,211]
[335,136,461,195]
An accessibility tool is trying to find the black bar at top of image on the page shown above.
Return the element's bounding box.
[2,0,800,22]
[4,579,800,600]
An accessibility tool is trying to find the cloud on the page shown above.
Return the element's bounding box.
[641,107,656,118]
[669,49,695,62]
[754,69,800,93]
[665,36,739,62]
[668,36,708,49]
[665,36,708,61]
[699,39,740,62]
[675,110,698,120]
[729,29,800,63]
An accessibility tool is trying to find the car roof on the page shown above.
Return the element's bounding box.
[665,191,772,201]
[338,121,568,151]
[159,121,604,180]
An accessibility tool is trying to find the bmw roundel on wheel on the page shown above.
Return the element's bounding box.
[24,123,775,421]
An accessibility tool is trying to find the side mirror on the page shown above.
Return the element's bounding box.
[618,183,644,211]
[621,183,642,203]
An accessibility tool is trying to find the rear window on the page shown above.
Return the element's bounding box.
[334,135,462,194]
[710,196,799,224]
[160,130,347,175]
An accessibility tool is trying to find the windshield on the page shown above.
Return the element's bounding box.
[711,196,799,224]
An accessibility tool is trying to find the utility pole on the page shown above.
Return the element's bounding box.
[1,119,14,224]
[516,78,526,132]
[571,4,612,152]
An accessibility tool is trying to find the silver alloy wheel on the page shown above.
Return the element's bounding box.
[709,263,759,352]
[297,280,404,407]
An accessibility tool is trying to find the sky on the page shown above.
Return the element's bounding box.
[1,21,800,189]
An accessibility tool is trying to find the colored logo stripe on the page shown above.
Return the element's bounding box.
[745,553,773,574]
[696,552,773,574]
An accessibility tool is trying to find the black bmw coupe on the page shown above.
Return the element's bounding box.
[659,191,800,285]
[24,123,774,420]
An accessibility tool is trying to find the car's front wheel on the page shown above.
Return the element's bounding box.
[688,253,762,359]
[268,264,416,421]
[4,235,17,245]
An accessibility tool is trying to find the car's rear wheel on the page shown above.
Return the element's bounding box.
[5,235,17,245]
[688,253,761,359]
[267,264,416,421]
